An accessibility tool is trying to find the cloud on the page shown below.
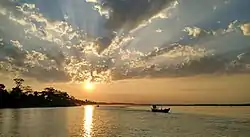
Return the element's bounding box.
[240,23,250,36]
[115,51,250,80]
[182,20,245,42]
[156,29,163,33]
[183,27,203,37]
[85,0,98,3]
[224,20,239,34]
[1,0,250,84]
[86,0,176,31]
[0,39,69,82]
[10,40,23,49]
[129,1,179,34]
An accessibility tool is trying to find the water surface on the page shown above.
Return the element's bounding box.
[0,106,250,137]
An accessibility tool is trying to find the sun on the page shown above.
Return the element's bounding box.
[84,81,95,91]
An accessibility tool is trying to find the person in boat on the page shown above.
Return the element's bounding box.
[151,105,170,113]
[152,105,157,110]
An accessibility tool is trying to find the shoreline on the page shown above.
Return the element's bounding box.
[95,103,250,106]
[1,103,249,109]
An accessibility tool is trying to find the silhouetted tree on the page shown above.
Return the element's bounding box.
[0,84,9,107]
[0,84,5,90]
[13,78,24,88]
[0,78,94,108]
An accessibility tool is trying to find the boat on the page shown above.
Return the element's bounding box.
[151,105,170,113]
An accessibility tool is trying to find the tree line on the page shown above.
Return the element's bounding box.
[0,78,96,108]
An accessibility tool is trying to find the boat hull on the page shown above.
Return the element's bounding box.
[151,108,170,113]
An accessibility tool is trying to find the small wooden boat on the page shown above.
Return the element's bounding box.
[151,105,170,113]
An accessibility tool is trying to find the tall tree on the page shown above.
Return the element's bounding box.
[13,78,24,88]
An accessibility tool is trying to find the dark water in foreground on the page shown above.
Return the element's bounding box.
[0,106,250,137]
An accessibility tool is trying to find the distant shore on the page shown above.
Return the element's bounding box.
[1,103,249,109]
[95,102,250,106]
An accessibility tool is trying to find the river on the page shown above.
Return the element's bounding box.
[0,106,250,137]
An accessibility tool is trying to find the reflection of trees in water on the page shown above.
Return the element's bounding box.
[10,109,21,135]
[0,78,96,108]
[0,109,12,136]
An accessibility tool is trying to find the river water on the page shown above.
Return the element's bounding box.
[0,106,249,137]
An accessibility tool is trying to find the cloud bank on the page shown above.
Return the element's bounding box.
[0,0,250,84]
[241,23,250,36]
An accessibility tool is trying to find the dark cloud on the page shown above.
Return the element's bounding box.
[101,0,174,31]
[91,0,175,52]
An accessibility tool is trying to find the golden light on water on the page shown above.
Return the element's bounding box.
[84,105,94,137]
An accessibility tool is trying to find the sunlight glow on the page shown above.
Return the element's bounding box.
[84,105,94,137]
[84,81,95,91]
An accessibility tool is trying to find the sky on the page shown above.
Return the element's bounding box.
[0,0,250,103]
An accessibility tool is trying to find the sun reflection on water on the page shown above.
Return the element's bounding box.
[84,105,94,137]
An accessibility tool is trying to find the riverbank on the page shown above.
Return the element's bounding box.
[0,78,96,109]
